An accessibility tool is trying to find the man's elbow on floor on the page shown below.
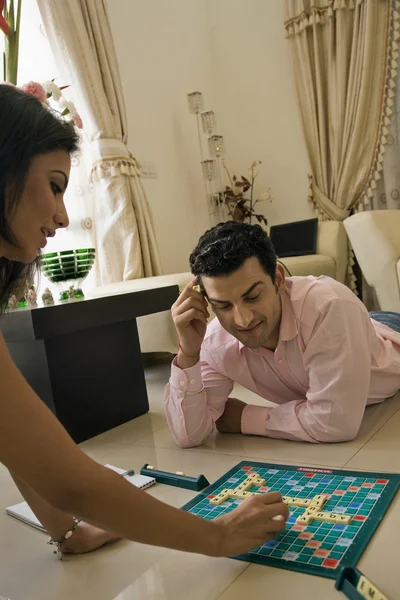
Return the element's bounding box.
[172,431,211,449]
[174,438,196,449]
[171,423,215,448]
[311,425,360,443]
[172,434,203,449]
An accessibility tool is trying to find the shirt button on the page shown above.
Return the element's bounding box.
[180,380,185,386]
[277,359,283,365]
[190,379,196,384]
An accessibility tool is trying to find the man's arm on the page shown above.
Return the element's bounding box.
[215,398,247,433]
[164,353,234,447]
[166,277,235,447]
[240,299,373,443]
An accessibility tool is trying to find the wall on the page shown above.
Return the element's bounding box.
[107,0,215,274]
[207,0,312,228]
[107,0,312,274]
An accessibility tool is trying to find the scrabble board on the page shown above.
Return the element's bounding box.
[181,461,400,579]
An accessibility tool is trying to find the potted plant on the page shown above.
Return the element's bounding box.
[215,160,273,225]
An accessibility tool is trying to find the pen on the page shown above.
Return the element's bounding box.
[120,469,135,478]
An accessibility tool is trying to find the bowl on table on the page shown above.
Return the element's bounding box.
[41,248,95,301]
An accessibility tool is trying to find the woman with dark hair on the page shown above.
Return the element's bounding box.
[0,84,288,559]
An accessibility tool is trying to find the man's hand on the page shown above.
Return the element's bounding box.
[216,398,247,434]
[172,277,209,369]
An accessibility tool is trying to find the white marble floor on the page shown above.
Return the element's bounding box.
[1,356,399,600]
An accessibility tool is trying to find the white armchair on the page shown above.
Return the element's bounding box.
[278,220,348,284]
[344,210,400,312]
[92,220,348,354]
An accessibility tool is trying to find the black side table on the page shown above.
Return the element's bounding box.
[0,286,179,442]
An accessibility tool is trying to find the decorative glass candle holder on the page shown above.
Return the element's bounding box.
[187,91,204,114]
[208,135,225,158]
[41,248,95,301]
[201,110,217,134]
[201,159,217,182]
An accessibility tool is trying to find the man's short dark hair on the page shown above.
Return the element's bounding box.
[189,221,277,282]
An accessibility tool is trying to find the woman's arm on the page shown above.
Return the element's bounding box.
[10,473,119,553]
[11,472,77,536]
[0,333,288,557]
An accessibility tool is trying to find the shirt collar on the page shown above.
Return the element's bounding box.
[238,285,298,352]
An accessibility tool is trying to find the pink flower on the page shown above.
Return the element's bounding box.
[0,0,9,36]
[20,81,47,102]
[72,113,83,129]
[0,14,8,36]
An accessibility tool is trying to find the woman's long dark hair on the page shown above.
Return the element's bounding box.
[0,84,80,311]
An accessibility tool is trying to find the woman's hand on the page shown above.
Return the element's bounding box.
[213,492,289,557]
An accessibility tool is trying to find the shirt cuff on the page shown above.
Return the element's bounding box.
[241,404,271,436]
[170,356,203,393]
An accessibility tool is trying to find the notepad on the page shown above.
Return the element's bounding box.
[5,464,156,533]
[104,464,156,490]
[5,501,45,532]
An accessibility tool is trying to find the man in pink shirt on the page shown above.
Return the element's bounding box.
[165,222,400,446]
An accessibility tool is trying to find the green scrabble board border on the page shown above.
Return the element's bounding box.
[181,461,400,579]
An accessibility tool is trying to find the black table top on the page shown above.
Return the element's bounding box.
[0,285,179,342]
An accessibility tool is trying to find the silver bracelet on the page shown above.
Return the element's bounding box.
[47,518,81,560]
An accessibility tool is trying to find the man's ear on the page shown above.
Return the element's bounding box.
[275,263,286,292]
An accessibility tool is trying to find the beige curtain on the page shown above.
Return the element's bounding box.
[285,0,397,289]
[365,58,400,307]
[37,0,162,285]
[374,66,400,211]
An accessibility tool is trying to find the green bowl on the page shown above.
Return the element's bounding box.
[41,248,95,300]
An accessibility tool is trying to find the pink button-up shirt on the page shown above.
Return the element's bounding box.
[165,276,400,446]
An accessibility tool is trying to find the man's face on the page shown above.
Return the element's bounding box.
[202,257,285,349]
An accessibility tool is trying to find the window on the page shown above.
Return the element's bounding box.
[1,1,96,294]
[1,1,94,255]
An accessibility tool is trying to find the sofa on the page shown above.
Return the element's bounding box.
[344,210,400,312]
[277,220,347,283]
[92,220,348,354]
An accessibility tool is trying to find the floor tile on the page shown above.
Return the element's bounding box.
[79,412,167,461]
[345,407,400,472]
[133,391,400,468]
[113,553,248,600]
